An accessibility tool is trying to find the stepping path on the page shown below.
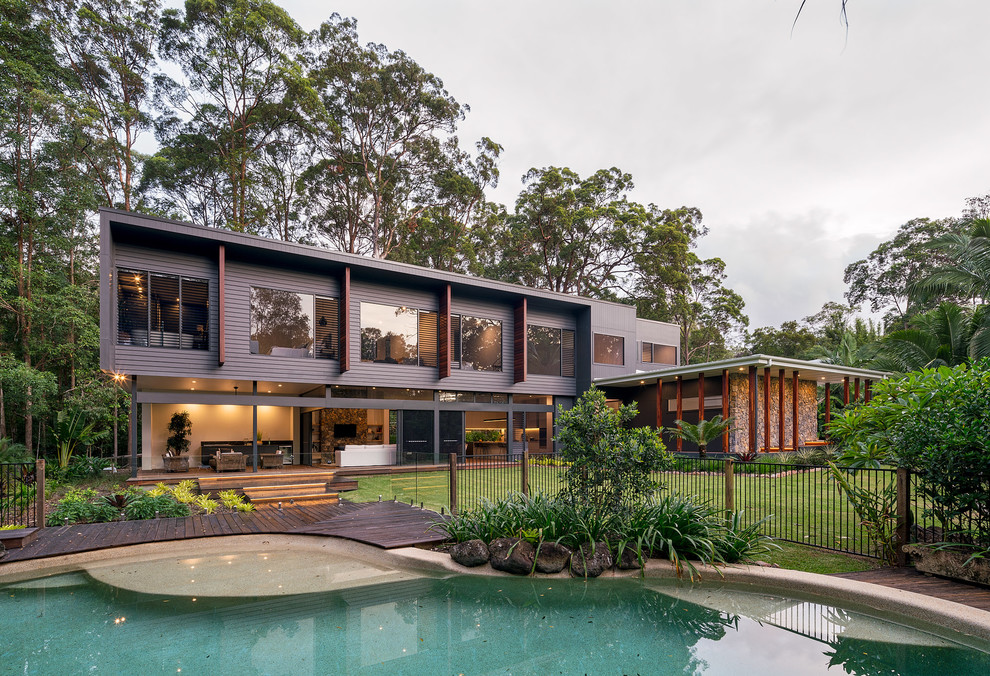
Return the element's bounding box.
[0,500,446,564]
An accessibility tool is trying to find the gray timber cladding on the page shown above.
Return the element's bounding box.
[99,208,678,394]
[109,243,219,376]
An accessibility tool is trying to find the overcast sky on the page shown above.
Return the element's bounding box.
[270,1,990,329]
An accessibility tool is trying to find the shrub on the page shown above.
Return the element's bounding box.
[47,489,119,525]
[124,492,190,520]
[556,386,671,516]
[434,492,774,579]
[829,360,990,547]
[194,494,219,514]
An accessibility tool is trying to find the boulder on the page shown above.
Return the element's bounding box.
[535,542,572,573]
[489,537,536,575]
[450,539,490,567]
[616,547,643,570]
[569,541,614,578]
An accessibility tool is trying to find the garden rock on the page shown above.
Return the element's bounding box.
[569,541,613,578]
[616,547,643,570]
[489,537,536,575]
[450,539,490,567]
[534,542,572,573]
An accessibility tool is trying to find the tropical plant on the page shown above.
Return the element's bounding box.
[828,360,990,549]
[50,409,103,469]
[668,415,734,458]
[0,438,29,463]
[555,386,671,516]
[873,303,988,372]
[165,411,192,458]
[826,462,898,565]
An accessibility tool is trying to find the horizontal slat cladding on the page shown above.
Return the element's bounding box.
[444,296,514,390]
[336,281,442,388]
[112,244,220,376]
[218,260,341,382]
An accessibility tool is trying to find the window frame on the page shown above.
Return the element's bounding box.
[593,333,625,366]
[116,268,210,351]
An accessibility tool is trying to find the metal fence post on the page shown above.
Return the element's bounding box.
[448,453,458,515]
[896,467,910,567]
[521,450,529,497]
[35,459,45,528]
[724,457,735,514]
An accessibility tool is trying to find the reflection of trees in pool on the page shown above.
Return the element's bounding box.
[439,577,738,672]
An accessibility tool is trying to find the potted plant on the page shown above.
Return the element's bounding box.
[163,411,192,472]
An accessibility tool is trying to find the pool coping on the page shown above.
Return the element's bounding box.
[3,533,989,645]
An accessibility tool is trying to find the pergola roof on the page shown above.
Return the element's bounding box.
[594,354,890,388]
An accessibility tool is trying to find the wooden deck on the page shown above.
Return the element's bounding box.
[834,567,990,612]
[0,500,446,565]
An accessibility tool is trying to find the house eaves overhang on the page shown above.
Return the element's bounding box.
[594,354,891,388]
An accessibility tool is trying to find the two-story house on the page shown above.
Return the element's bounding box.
[100,209,681,474]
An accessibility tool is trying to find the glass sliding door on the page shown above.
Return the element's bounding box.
[400,410,434,464]
[439,410,464,461]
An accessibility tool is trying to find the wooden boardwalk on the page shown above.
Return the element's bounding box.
[0,500,446,565]
[834,567,990,612]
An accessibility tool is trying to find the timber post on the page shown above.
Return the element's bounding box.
[896,467,911,567]
[35,459,45,528]
[449,453,458,515]
[522,450,530,497]
[724,457,735,514]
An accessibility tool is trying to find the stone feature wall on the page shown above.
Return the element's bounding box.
[319,408,369,453]
[727,373,819,454]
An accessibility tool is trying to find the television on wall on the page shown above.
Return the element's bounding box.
[333,423,357,438]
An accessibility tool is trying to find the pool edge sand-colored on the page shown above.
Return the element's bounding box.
[2,534,990,647]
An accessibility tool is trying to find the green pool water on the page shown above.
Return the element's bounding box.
[2,563,989,675]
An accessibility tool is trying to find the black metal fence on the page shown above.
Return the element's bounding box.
[1,461,44,529]
[342,452,939,561]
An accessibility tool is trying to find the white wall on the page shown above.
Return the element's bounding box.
[142,403,294,469]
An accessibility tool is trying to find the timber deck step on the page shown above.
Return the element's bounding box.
[245,492,340,505]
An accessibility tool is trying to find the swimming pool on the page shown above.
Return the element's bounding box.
[2,541,989,675]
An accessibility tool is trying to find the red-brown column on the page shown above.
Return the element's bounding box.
[843,377,850,405]
[854,377,861,403]
[792,371,800,451]
[514,298,527,383]
[778,368,785,451]
[824,382,832,432]
[675,375,683,452]
[697,372,705,423]
[339,266,351,373]
[762,368,770,451]
[864,379,873,403]
[656,380,663,429]
[218,244,226,366]
[721,369,729,452]
[439,284,451,379]
[748,366,757,455]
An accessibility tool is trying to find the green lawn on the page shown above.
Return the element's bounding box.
[340,463,889,564]
[761,542,878,575]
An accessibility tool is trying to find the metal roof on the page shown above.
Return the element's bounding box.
[594,354,891,387]
[101,207,672,319]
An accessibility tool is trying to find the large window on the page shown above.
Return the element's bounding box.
[642,341,677,365]
[460,316,502,371]
[250,287,314,358]
[360,302,423,365]
[527,325,575,377]
[116,268,209,350]
[594,333,624,365]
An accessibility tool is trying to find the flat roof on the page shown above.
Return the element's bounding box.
[595,354,891,387]
[102,207,677,324]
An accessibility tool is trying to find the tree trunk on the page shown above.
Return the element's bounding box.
[0,381,6,440]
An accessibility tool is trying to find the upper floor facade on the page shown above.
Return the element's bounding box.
[99,209,680,398]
